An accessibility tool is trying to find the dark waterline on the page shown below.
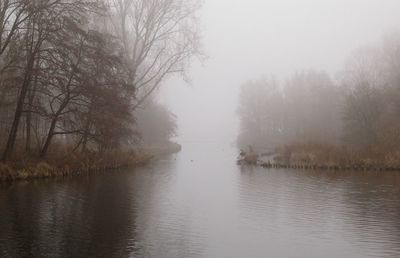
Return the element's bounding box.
[1,141,400,258]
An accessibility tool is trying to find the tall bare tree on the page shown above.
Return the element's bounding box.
[0,0,202,162]
[108,0,201,108]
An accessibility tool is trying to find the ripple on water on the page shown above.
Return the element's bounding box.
[1,146,400,258]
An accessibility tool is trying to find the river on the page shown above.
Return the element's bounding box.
[1,141,400,258]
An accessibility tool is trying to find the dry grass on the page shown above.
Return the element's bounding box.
[136,142,182,156]
[0,142,182,181]
[0,149,157,182]
[274,142,400,168]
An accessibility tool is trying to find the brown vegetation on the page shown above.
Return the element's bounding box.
[238,32,400,170]
[0,150,150,181]
[0,0,200,179]
[0,142,182,181]
[138,142,182,156]
[273,143,400,169]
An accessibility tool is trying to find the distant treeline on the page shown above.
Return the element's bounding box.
[136,99,177,145]
[0,0,200,162]
[238,33,400,166]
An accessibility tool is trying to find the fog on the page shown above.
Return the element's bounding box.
[3,1,400,257]
[160,0,400,145]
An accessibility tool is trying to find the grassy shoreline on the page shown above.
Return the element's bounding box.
[0,142,182,182]
[257,143,400,171]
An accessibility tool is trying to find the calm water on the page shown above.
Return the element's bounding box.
[1,141,400,258]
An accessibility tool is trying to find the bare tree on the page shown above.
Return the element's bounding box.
[0,0,201,162]
[108,0,201,108]
[1,0,101,160]
[341,47,386,147]
[0,0,31,59]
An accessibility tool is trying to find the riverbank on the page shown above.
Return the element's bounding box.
[134,142,182,156]
[0,142,182,182]
[245,143,400,171]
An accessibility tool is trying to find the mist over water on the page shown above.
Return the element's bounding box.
[161,0,400,144]
[2,143,400,258]
[2,0,400,257]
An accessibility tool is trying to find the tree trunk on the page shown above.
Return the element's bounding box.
[2,57,35,161]
[81,125,89,153]
[81,105,93,153]
[25,58,40,153]
[40,97,70,158]
[25,110,32,153]
[40,117,57,158]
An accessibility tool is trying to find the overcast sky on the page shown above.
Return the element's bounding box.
[159,0,400,145]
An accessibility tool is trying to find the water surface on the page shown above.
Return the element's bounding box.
[1,141,400,257]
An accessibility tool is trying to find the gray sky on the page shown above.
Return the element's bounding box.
[159,0,400,145]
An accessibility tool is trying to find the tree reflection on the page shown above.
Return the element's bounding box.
[0,175,140,258]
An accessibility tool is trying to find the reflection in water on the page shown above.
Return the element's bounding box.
[238,167,400,258]
[0,142,400,258]
[0,176,140,258]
